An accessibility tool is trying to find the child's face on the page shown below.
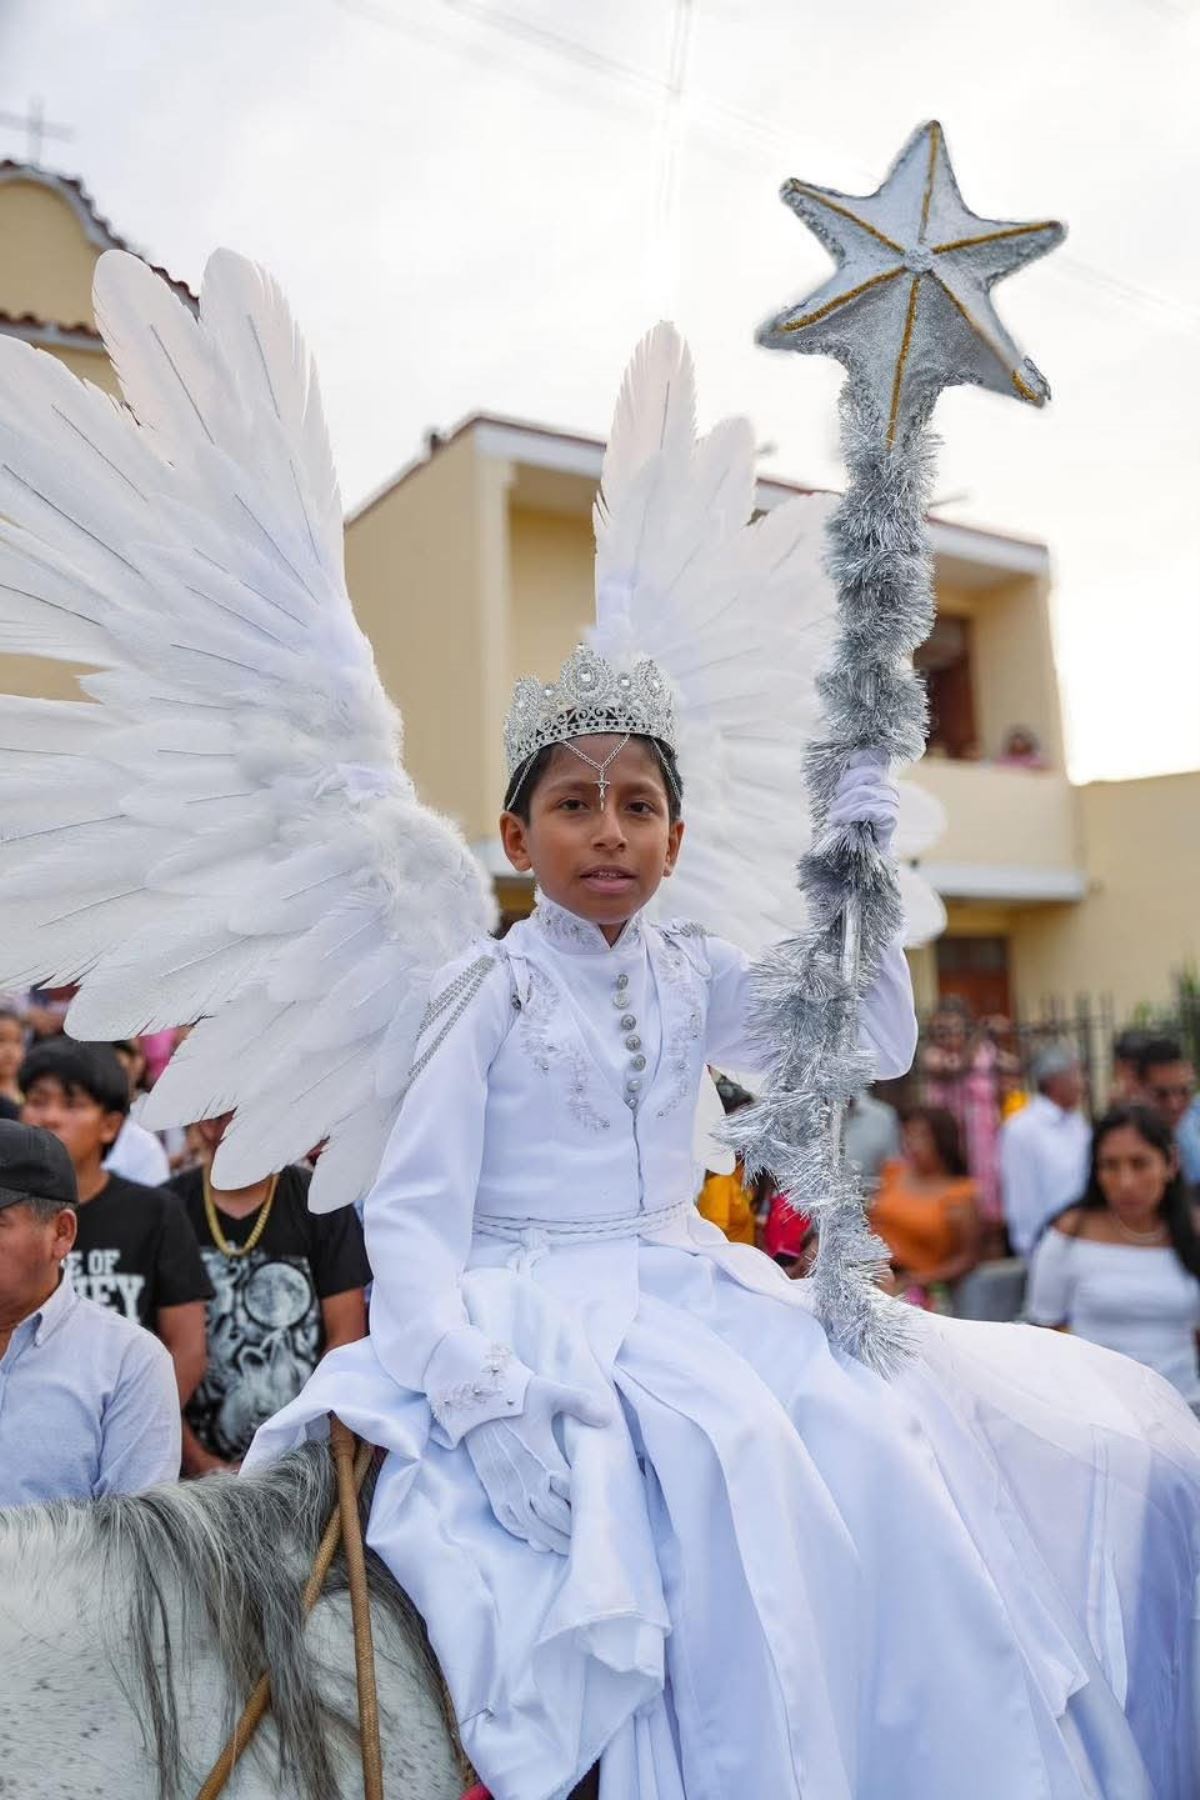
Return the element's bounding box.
[500,736,684,935]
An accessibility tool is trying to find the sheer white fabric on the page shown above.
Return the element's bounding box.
[247,902,1200,1800]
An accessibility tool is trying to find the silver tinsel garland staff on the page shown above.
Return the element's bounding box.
[727,121,1065,1371]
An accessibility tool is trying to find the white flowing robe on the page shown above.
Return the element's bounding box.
[247,900,1200,1800]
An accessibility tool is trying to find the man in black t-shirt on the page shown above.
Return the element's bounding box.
[20,1040,213,1404]
[171,1117,369,1472]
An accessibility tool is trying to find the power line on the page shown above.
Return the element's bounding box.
[332,0,1200,331]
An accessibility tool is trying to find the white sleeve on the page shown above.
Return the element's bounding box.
[1025,1228,1075,1326]
[364,950,531,1446]
[106,1119,171,1186]
[1000,1117,1042,1259]
[703,932,918,1080]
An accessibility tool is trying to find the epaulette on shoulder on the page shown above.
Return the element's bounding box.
[655,916,711,973]
[660,918,708,941]
[407,945,503,1086]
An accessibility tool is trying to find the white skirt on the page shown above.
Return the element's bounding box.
[246,1215,1200,1800]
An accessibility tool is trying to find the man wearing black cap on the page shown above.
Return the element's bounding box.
[0,1120,180,1506]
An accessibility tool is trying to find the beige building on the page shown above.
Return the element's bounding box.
[3,159,1198,1026]
[0,159,193,710]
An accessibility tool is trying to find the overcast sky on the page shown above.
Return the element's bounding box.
[3,0,1198,782]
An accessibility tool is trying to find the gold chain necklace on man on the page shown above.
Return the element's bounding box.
[203,1167,279,1258]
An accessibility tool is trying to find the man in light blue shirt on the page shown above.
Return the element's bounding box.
[0,1119,180,1507]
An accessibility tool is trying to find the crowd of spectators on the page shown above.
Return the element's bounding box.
[2,987,1198,1515]
[698,1010,1200,1407]
[0,998,370,1510]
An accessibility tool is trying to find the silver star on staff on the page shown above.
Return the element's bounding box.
[758,120,1065,445]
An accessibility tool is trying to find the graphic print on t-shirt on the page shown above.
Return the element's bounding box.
[189,1247,322,1459]
[64,1244,145,1319]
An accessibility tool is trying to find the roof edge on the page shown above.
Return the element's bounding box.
[0,161,197,308]
[349,410,1050,572]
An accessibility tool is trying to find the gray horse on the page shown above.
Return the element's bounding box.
[0,1446,465,1799]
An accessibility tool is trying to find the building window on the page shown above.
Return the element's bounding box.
[935,934,1011,1018]
[917,616,978,761]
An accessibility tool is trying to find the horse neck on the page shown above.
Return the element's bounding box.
[0,1508,230,1796]
[0,1481,464,1800]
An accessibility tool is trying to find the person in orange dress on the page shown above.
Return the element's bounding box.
[871,1106,983,1310]
[696,1164,759,1245]
[696,1076,762,1247]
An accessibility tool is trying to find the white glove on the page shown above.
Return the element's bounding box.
[465,1375,612,1556]
[826,751,899,857]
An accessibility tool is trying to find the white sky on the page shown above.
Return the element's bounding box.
[3,0,1198,783]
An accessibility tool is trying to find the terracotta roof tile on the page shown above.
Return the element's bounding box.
[0,308,101,340]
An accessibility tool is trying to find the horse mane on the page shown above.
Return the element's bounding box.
[0,1443,439,1800]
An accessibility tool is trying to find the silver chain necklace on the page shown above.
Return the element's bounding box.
[1111,1214,1167,1245]
[562,732,630,805]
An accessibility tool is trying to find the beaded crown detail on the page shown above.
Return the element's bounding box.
[503,644,677,777]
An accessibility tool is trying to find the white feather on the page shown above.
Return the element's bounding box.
[0,247,495,1211]
[596,324,946,959]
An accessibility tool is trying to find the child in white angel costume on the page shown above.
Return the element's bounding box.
[0,253,1195,1800]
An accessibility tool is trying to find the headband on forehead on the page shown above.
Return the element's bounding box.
[505,727,682,811]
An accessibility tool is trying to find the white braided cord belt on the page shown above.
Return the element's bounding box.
[473,1198,693,1246]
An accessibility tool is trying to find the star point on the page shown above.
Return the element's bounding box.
[759,121,1065,445]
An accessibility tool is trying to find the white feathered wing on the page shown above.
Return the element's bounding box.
[591,323,945,956]
[0,248,493,1209]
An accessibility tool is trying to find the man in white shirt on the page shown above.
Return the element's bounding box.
[1000,1047,1091,1258]
[0,1120,180,1507]
[844,1091,902,1190]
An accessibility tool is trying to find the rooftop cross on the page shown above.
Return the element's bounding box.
[758,120,1064,446]
[0,96,75,168]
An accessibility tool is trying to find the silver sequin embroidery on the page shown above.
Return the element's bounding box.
[655,926,705,1119]
[517,962,612,1133]
[532,894,644,955]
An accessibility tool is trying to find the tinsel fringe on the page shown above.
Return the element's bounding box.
[722,384,937,1374]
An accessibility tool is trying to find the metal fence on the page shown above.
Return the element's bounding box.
[879,988,1200,1123]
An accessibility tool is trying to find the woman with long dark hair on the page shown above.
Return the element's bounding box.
[1027,1105,1200,1404]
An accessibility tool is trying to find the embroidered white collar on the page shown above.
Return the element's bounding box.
[531,892,645,958]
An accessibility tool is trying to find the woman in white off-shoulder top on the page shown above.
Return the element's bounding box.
[1027,1104,1200,1404]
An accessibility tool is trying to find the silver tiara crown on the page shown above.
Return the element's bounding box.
[504,644,677,776]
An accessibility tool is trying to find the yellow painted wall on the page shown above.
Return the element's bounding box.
[345,432,512,841]
[507,506,594,685]
[915,760,1083,873]
[0,178,99,327]
[934,573,1065,766]
[1011,772,1200,1014]
[970,573,1065,767]
[49,342,118,394]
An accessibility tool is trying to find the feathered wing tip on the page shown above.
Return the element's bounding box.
[199,249,345,562]
[0,246,493,1212]
[93,250,220,452]
[597,321,696,526]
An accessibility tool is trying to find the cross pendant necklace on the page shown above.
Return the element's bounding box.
[563,732,630,805]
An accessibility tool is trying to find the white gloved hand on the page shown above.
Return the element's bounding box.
[464,1375,612,1555]
[826,751,899,857]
